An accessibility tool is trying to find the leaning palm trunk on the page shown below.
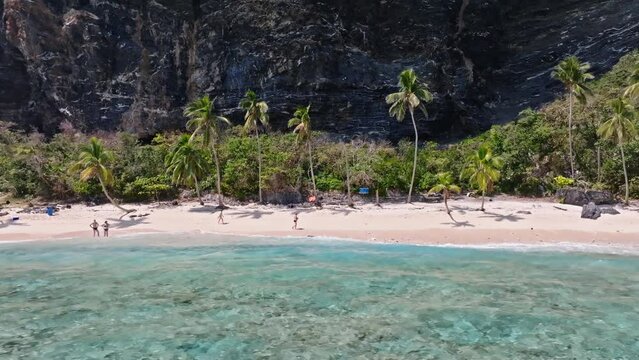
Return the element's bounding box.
[443,190,455,221]
[98,177,134,216]
[568,90,575,178]
[307,140,317,196]
[211,145,224,207]
[620,144,629,205]
[256,128,263,203]
[408,109,419,203]
[480,190,486,211]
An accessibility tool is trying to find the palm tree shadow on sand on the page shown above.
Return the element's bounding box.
[188,205,223,213]
[0,221,27,229]
[107,217,150,229]
[226,210,274,219]
[479,211,525,222]
[441,220,475,228]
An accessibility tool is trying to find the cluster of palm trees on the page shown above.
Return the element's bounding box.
[386,69,503,214]
[553,57,639,204]
[71,57,638,215]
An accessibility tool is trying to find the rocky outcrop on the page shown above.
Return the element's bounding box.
[581,202,601,220]
[0,0,637,139]
[557,188,615,206]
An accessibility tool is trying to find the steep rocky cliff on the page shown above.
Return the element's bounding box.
[0,0,637,141]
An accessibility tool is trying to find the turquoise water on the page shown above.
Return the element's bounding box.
[1,237,638,359]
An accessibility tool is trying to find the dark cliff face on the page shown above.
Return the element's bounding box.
[0,0,637,140]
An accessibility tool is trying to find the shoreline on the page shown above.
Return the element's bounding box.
[1,197,638,253]
[2,230,638,256]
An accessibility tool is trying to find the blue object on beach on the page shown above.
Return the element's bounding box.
[46,207,54,216]
[11,217,19,221]
[358,187,369,195]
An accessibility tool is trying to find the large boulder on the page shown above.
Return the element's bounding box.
[557,188,589,206]
[557,188,615,206]
[581,202,602,220]
[265,191,302,205]
[585,190,615,205]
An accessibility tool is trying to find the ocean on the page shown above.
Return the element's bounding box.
[1,235,638,359]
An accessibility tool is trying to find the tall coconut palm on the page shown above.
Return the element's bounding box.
[624,61,639,101]
[71,137,134,215]
[239,90,269,203]
[429,172,461,220]
[185,95,230,207]
[165,134,208,205]
[386,68,433,203]
[597,98,638,205]
[461,144,503,211]
[551,56,594,178]
[288,104,317,196]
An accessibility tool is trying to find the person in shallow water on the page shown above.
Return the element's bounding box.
[217,210,225,225]
[90,220,100,237]
[102,221,109,237]
[292,213,299,230]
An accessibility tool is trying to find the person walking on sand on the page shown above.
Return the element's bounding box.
[102,221,110,237]
[90,220,100,237]
[292,213,299,230]
[218,210,225,225]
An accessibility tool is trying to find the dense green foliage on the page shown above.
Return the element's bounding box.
[0,51,638,204]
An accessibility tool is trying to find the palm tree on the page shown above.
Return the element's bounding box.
[185,95,230,207]
[551,56,594,178]
[239,90,269,203]
[71,137,134,215]
[288,104,317,196]
[165,135,208,205]
[386,68,433,203]
[461,144,503,211]
[597,98,638,205]
[429,172,461,220]
[624,61,639,101]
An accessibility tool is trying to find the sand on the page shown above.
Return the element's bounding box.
[1,197,638,250]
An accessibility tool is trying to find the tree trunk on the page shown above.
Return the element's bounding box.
[98,176,134,214]
[408,108,419,203]
[211,144,224,207]
[342,143,353,206]
[444,190,455,221]
[568,89,575,178]
[443,190,450,213]
[308,140,317,196]
[256,127,263,204]
[597,146,602,183]
[194,176,204,205]
[621,144,629,205]
[480,190,486,211]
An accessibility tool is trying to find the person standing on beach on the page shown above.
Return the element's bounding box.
[218,210,225,225]
[102,221,110,237]
[90,220,100,237]
[292,213,299,230]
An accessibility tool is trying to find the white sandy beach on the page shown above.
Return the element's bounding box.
[1,197,638,249]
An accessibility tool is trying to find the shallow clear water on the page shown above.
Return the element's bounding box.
[1,237,638,359]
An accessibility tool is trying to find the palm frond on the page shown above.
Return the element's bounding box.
[386,69,433,123]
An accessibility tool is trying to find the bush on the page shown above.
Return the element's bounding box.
[316,173,343,191]
[72,179,102,200]
[418,172,438,191]
[122,176,176,203]
[553,176,575,188]
[516,177,545,197]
